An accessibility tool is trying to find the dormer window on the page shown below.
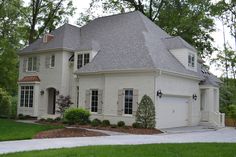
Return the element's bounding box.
[188,53,195,68]
[77,53,90,69]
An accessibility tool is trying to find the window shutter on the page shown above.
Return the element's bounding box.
[23,58,27,72]
[45,56,50,68]
[97,89,103,114]
[36,56,40,72]
[132,89,139,116]
[117,89,124,116]
[85,89,91,111]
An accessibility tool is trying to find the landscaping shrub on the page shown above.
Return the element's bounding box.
[39,118,46,122]
[91,118,102,127]
[132,122,141,128]
[117,121,125,127]
[111,124,117,128]
[135,95,156,128]
[0,88,12,118]
[18,114,24,119]
[64,108,90,125]
[10,96,17,119]
[54,117,61,122]
[101,120,110,127]
[46,118,54,123]
[56,95,73,117]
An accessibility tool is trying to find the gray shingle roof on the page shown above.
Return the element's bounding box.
[163,36,197,52]
[19,11,220,86]
[20,23,80,53]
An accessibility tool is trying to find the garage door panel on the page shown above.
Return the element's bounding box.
[158,96,189,129]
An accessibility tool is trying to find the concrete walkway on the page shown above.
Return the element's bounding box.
[0,127,236,154]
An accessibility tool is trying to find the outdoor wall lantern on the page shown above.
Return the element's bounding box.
[157,90,163,98]
[40,90,44,95]
[192,94,197,100]
[56,90,60,95]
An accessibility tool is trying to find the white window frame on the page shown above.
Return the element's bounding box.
[188,53,195,68]
[27,56,37,72]
[20,85,34,108]
[77,53,90,69]
[123,89,133,115]
[49,54,55,68]
[90,89,98,113]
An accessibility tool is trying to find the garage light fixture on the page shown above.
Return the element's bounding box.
[192,94,197,100]
[157,90,163,98]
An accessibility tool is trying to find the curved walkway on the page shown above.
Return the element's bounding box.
[0,127,236,154]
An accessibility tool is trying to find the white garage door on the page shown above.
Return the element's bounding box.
[158,96,189,129]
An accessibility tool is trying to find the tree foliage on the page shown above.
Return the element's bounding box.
[0,88,12,117]
[136,95,155,128]
[77,0,216,57]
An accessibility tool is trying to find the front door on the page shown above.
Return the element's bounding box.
[48,88,56,114]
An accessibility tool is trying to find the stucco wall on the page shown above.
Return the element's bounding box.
[18,51,72,117]
[155,72,201,127]
[77,72,155,125]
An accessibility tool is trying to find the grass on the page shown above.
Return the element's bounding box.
[1,143,236,157]
[0,119,62,141]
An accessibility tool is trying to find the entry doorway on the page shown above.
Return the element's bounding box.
[47,88,56,114]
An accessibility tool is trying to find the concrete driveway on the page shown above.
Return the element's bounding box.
[0,127,236,155]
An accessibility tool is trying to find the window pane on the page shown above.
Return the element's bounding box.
[28,57,32,71]
[84,54,90,65]
[51,55,55,67]
[29,86,34,107]
[25,90,29,107]
[20,86,25,107]
[124,89,133,114]
[91,90,98,112]
[33,57,37,71]
[77,54,83,69]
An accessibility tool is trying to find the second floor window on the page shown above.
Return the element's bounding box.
[27,57,37,72]
[50,55,55,68]
[77,53,90,69]
[188,53,195,68]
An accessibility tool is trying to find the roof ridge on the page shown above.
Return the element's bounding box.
[94,10,138,21]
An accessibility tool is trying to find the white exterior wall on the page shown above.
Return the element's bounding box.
[18,50,72,117]
[78,72,155,125]
[170,48,197,72]
[155,72,201,128]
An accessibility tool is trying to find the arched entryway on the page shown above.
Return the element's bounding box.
[47,88,56,114]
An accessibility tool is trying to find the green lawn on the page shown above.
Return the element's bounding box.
[1,143,236,157]
[0,119,61,141]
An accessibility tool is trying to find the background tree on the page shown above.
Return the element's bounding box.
[135,95,155,128]
[23,0,75,44]
[77,0,216,58]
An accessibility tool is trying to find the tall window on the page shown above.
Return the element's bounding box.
[27,57,37,72]
[124,89,133,115]
[91,90,98,112]
[77,53,90,69]
[77,54,83,69]
[188,53,195,67]
[50,55,55,68]
[20,86,34,107]
[76,86,79,108]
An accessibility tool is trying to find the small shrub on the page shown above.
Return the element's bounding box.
[54,117,61,122]
[39,118,46,122]
[64,108,90,125]
[136,95,156,128]
[132,122,141,128]
[91,118,102,127]
[56,95,73,117]
[111,124,117,128]
[10,96,17,119]
[117,121,125,127]
[18,114,24,120]
[46,118,54,123]
[101,120,110,127]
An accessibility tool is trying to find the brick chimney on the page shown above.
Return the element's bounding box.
[43,34,54,43]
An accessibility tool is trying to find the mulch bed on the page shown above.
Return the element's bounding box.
[79,125,162,135]
[34,128,107,139]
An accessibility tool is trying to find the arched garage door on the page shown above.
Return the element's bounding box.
[157,95,190,129]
